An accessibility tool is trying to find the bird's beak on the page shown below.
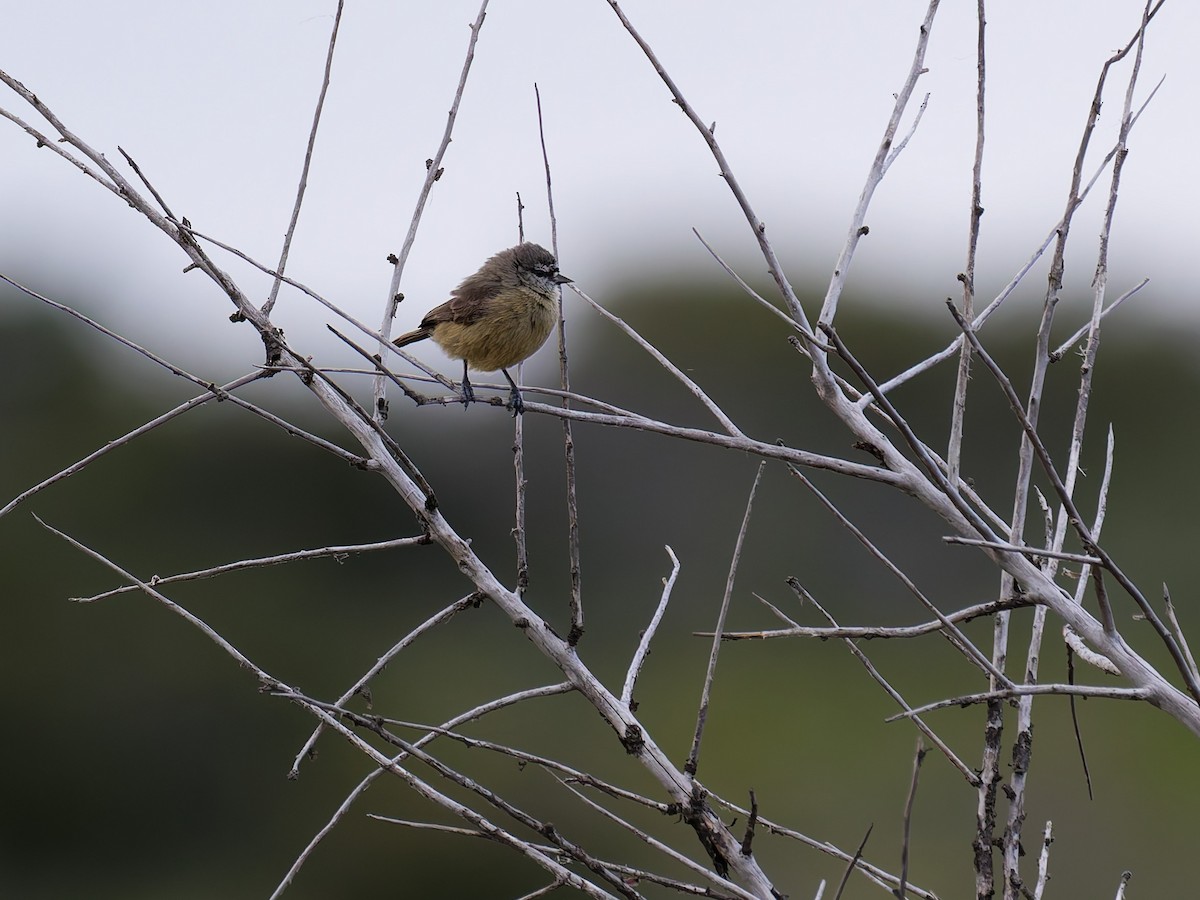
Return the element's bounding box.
[555,273,573,285]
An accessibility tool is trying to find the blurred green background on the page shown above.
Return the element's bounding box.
[2,271,1199,899]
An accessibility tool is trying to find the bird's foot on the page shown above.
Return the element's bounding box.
[506,387,525,417]
[460,378,475,409]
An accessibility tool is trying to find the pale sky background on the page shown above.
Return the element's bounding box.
[1,1,1195,376]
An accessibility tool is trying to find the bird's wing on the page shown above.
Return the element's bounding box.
[437,269,505,325]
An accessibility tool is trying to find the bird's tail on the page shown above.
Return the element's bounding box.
[392,327,430,348]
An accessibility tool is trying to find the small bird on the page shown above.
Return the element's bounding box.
[393,242,572,415]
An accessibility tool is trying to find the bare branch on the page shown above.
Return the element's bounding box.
[571,284,743,437]
[711,596,1029,642]
[817,1,941,332]
[602,0,815,347]
[888,683,1151,720]
[686,463,764,778]
[943,537,1101,567]
[290,593,484,775]
[374,0,491,409]
[622,546,681,707]
[897,740,927,899]
[535,82,584,644]
[831,825,872,900]
[555,776,761,900]
[1032,821,1053,900]
[74,535,427,603]
[262,0,344,316]
[947,0,987,487]
[788,579,978,785]
[271,683,576,897]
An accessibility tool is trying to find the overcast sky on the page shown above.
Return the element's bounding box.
[1,2,1195,373]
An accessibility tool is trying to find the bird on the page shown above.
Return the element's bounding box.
[392,242,572,415]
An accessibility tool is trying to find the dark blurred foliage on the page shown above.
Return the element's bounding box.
[2,273,1199,899]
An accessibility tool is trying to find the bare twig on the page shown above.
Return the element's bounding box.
[686,463,764,779]
[535,82,584,644]
[272,683,575,897]
[817,0,940,332]
[0,370,264,520]
[289,594,484,775]
[622,546,681,707]
[74,535,427,603]
[1049,278,1150,361]
[709,793,939,899]
[787,464,1005,684]
[692,229,803,332]
[867,77,1164,406]
[831,825,873,900]
[788,579,977,784]
[522,400,905,486]
[887,684,1151,720]
[374,0,491,411]
[571,285,743,437]
[602,0,815,354]
[263,0,344,316]
[554,776,760,900]
[1164,585,1200,682]
[896,741,927,899]
[947,0,987,488]
[1114,870,1132,900]
[1032,821,1053,900]
[710,595,1029,642]
[294,702,623,900]
[943,537,1101,567]
[1066,644,1095,801]
[947,301,1200,704]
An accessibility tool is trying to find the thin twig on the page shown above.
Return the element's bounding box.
[887,684,1151,720]
[520,399,905,486]
[181,222,393,351]
[708,794,939,900]
[686,463,764,778]
[1114,870,1132,900]
[788,579,977,785]
[0,371,263,520]
[374,0,491,414]
[943,537,1101,566]
[0,273,369,476]
[947,301,1200,704]
[1032,821,1053,900]
[831,825,873,900]
[710,596,1030,642]
[535,82,584,644]
[36,517,277,682]
[817,0,941,332]
[1049,278,1150,361]
[896,740,927,899]
[866,77,1164,407]
[554,776,760,900]
[289,594,484,775]
[1066,644,1095,801]
[263,0,344,316]
[379,716,668,813]
[947,0,986,488]
[1164,585,1200,682]
[289,701,622,900]
[371,819,745,900]
[601,0,816,365]
[787,464,1006,685]
[570,284,743,437]
[74,536,427,603]
[272,683,575,897]
[692,229,804,332]
[622,546,681,707]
